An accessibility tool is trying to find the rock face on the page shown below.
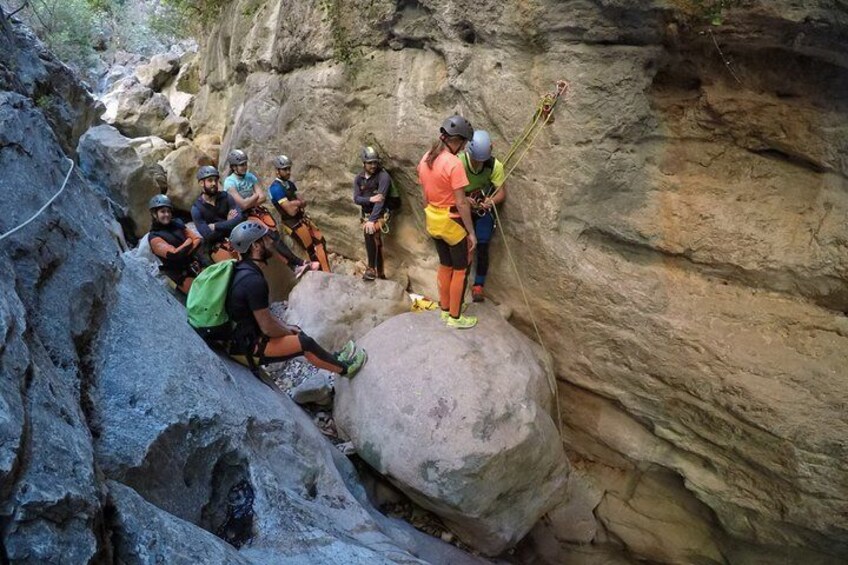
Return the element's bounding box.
[189,0,848,561]
[285,271,411,351]
[335,309,569,555]
[0,14,485,565]
[159,142,213,211]
[77,124,162,235]
[101,77,189,141]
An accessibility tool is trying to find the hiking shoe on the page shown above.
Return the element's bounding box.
[343,348,367,378]
[336,340,356,363]
[363,267,377,281]
[446,314,477,329]
[472,285,485,302]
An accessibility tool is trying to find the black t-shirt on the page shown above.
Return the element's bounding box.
[225,260,269,337]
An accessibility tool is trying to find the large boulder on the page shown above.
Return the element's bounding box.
[334,308,569,555]
[284,271,411,351]
[159,143,214,211]
[127,135,173,166]
[102,77,189,142]
[135,53,179,91]
[77,124,161,236]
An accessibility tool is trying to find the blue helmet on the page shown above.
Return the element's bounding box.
[468,130,492,161]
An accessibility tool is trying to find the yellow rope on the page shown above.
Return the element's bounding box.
[484,81,570,435]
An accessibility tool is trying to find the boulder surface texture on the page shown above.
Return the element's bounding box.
[335,309,569,555]
[189,1,848,562]
[285,271,411,351]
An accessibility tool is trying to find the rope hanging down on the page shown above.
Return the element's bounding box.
[0,157,75,242]
[488,80,570,435]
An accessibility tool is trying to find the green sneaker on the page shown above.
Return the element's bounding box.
[440,304,468,322]
[336,340,356,363]
[446,314,477,329]
[343,348,368,378]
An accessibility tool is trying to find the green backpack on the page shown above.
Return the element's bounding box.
[186,259,236,341]
[386,179,402,211]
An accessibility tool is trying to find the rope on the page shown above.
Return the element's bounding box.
[0,157,74,242]
[478,81,570,435]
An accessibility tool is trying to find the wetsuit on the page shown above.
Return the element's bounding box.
[459,152,505,288]
[226,259,347,373]
[225,172,304,269]
[148,219,205,293]
[353,168,392,278]
[268,178,331,272]
[190,192,243,262]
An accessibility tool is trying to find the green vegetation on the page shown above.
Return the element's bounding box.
[319,0,360,68]
[674,0,743,26]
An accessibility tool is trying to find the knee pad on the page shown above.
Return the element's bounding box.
[297,332,316,352]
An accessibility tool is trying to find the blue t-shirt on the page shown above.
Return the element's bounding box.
[268,178,303,225]
[224,172,260,200]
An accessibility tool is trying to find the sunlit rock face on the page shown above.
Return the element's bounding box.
[193,1,848,562]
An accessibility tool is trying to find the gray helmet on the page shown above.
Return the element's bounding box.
[148,194,173,210]
[229,221,269,253]
[360,146,380,163]
[467,130,492,161]
[440,115,474,140]
[196,165,220,181]
[227,149,248,166]
[273,154,292,169]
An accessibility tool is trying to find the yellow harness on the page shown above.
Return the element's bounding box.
[424,204,466,245]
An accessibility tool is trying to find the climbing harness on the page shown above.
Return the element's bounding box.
[0,157,74,242]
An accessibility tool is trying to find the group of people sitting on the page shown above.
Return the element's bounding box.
[146,115,506,378]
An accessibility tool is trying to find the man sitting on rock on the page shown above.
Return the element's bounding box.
[224,149,314,276]
[191,165,243,262]
[147,194,206,293]
[268,154,332,272]
[226,221,366,376]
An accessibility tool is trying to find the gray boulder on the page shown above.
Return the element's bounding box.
[108,481,253,565]
[334,308,569,555]
[135,53,180,91]
[284,272,411,351]
[128,135,173,166]
[101,77,189,142]
[77,124,161,236]
[159,143,214,211]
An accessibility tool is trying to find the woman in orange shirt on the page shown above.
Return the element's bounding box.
[417,115,478,329]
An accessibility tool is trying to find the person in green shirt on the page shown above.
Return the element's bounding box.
[460,130,507,302]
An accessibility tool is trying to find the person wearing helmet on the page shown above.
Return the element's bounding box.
[190,165,243,262]
[226,221,367,377]
[147,194,206,293]
[353,146,392,281]
[268,154,332,272]
[460,130,507,302]
[223,149,317,277]
[417,114,477,329]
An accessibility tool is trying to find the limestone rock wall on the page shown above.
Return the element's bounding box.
[191,1,848,562]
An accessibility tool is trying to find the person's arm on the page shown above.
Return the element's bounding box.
[228,187,261,210]
[485,160,507,207]
[191,204,215,239]
[453,188,476,251]
[449,159,476,250]
[252,308,294,338]
[353,175,371,206]
[149,236,183,260]
[368,172,390,222]
[185,224,203,252]
[213,194,245,234]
